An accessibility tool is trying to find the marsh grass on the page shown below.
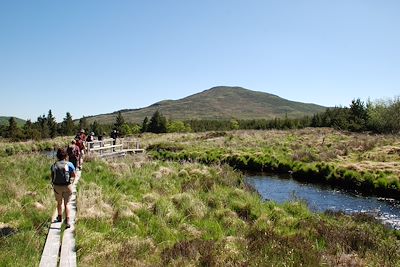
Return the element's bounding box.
[146,128,400,198]
[0,153,54,266]
[76,156,400,266]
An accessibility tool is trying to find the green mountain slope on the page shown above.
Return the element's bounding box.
[86,86,327,124]
[0,116,26,126]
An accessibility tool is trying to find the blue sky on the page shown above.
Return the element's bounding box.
[1,0,399,122]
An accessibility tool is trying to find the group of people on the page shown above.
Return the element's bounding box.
[50,129,120,228]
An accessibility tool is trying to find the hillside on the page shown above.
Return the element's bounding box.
[86,86,327,124]
[0,116,26,127]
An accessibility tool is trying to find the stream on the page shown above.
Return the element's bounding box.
[246,174,400,230]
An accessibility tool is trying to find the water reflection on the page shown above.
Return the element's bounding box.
[246,174,400,230]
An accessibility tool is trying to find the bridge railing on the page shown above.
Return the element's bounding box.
[86,138,122,155]
[86,138,143,156]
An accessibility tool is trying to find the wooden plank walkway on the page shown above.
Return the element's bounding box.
[39,171,80,267]
[86,139,144,159]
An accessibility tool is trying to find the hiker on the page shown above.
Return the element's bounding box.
[50,148,76,228]
[111,130,118,151]
[66,140,80,169]
[111,130,118,145]
[78,129,86,142]
[97,132,104,141]
[74,129,86,169]
[86,132,95,149]
[75,137,85,169]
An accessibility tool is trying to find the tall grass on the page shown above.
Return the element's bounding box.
[76,156,400,266]
[0,154,54,266]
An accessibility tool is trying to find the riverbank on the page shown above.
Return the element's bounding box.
[75,155,399,266]
[143,128,400,199]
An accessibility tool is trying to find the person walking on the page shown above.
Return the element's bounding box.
[111,130,118,151]
[50,148,76,228]
[66,139,80,169]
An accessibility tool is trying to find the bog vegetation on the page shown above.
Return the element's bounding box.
[0,131,400,266]
[144,128,400,199]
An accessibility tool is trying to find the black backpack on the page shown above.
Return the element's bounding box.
[51,160,71,185]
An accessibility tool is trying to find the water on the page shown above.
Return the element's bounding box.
[41,150,56,158]
[246,174,400,230]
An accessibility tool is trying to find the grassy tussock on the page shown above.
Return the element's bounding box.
[76,156,400,266]
[146,128,400,198]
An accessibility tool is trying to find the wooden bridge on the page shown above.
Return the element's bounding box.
[86,138,144,158]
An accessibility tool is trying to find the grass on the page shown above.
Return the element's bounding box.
[142,128,400,198]
[76,155,400,266]
[2,129,400,266]
[0,136,72,157]
[0,154,54,266]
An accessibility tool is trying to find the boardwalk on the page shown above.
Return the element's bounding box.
[86,138,144,158]
[39,171,80,267]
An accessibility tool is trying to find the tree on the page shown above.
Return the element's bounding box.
[148,110,167,133]
[131,124,141,134]
[37,114,49,138]
[121,123,132,136]
[62,112,75,136]
[90,120,101,136]
[47,110,58,138]
[6,117,19,139]
[23,119,33,139]
[141,116,149,133]
[230,119,239,130]
[349,98,367,132]
[114,111,125,133]
[167,120,187,133]
[79,117,88,132]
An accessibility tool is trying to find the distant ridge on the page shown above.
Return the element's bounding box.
[0,116,26,126]
[86,86,327,124]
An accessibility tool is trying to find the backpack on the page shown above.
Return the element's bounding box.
[67,145,79,160]
[51,160,71,185]
[76,139,85,151]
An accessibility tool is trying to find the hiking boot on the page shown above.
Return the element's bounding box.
[55,215,62,223]
[65,217,70,229]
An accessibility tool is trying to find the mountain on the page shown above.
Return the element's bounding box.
[0,116,26,126]
[86,86,327,124]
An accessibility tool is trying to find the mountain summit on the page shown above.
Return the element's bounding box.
[87,86,326,124]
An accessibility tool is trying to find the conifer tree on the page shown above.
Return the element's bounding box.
[141,116,149,133]
[6,117,19,139]
[47,110,58,138]
[114,111,125,133]
[79,117,88,132]
[62,112,75,136]
[148,110,167,133]
[37,114,49,138]
[90,120,101,135]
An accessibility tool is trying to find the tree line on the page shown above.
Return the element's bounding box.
[1,96,399,141]
[311,97,400,134]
